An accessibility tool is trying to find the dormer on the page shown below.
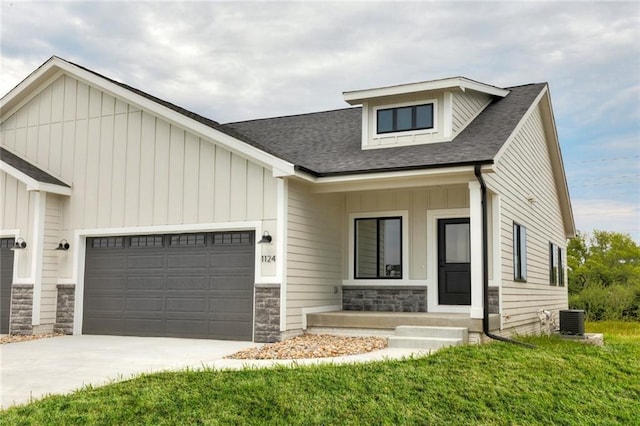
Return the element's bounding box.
[343,77,510,150]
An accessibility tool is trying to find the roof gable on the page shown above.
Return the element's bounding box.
[0,56,295,177]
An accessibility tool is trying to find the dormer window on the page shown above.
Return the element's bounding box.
[376,103,434,134]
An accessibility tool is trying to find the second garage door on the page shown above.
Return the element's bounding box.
[83,231,255,340]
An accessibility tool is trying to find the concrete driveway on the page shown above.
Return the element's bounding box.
[0,335,257,409]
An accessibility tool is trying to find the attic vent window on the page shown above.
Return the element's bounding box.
[377,103,434,134]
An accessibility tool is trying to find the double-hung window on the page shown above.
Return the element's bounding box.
[355,217,402,279]
[513,222,527,282]
[549,243,564,287]
[377,103,434,134]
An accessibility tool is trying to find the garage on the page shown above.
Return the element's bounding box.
[83,231,255,340]
[1,238,15,334]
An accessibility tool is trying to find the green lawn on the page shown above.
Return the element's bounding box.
[2,323,639,425]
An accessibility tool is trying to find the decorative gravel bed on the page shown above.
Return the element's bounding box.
[0,333,63,345]
[225,334,388,360]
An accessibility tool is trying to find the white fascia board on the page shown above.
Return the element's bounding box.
[2,57,295,178]
[0,161,72,196]
[296,164,494,193]
[343,77,509,105]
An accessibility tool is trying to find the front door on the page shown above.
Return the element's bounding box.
[438,218,471,305]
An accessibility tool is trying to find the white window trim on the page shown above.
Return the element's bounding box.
[344,210,410,286]
[373,99,439,138]
[426,208,471,314]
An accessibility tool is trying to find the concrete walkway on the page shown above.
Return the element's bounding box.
[1,335,425,409]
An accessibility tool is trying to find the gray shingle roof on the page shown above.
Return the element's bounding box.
[0,147,70,187]
[224,83,546,176]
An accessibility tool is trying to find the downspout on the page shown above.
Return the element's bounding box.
[474,164,535,348]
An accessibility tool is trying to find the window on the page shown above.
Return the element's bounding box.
[549,242,559,286]
[513,223,527,282]
[550,243,565,287]
[355,217,402,279]
[377,104,433,134]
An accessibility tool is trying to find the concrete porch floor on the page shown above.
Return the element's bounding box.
[306,311,500,333]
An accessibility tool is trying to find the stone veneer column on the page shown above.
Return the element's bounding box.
[254,284,281,343]
[54,284,75,335]
[10,284,34,335]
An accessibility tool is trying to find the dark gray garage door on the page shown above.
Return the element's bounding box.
[1,238,15,334]
[83,231,254,340]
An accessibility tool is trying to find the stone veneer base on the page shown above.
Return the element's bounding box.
[254,285,281,343]
[10,284,34,335]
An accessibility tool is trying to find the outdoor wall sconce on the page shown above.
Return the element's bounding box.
[10,238,27,250]
[258,231,272,244]
[55,239,70,251]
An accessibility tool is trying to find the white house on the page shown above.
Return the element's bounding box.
[0,57,574,343]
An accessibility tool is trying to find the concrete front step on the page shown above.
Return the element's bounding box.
[388,336,464,350]
[394,325,468,342]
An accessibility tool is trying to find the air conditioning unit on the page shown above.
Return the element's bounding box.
[559,310,585,336]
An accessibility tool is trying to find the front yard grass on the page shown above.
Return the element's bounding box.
[2,322,639,425]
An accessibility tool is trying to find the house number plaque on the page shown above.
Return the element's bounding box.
[261,255,276,263]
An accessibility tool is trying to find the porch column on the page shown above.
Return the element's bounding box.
[468,181,484,319]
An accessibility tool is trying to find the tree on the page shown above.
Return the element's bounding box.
[567,230,640,320]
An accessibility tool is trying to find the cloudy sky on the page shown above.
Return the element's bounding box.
[1,1,639,242]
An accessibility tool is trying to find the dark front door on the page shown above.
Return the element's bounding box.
[1,238,15,334]
[438,218,471,305]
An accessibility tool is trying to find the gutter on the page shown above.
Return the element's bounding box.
[474,164,535,349]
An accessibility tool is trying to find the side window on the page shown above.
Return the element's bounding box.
[549,242,559,286]
[513,222,527,282]
[355,217,402,279]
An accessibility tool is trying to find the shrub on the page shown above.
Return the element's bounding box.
[570,282,640,321]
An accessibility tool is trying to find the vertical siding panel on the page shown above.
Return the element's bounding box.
[124,110,142,226]
[197,140,215,222]
[152,120,170,225]
[115,99,127,115]
[110,113,127,227]
[88,87,101,118]
[167,126,185,224]
[262,172,278,220]
[63,76,77,121]
[213,146,231,222]
[51,76,64,123]
[26,126,38,164]
[182,132,199,223]
[41,195,61,325]
[0,116,17,150]
[38,87,52,125]
[97,115,114,227]
[138,112,155,226]
[84,117,101,228]
[37,124,50,166]
[377,192,395,210]
[76,81,89,120]
[246,161,264,220]
[360,192,376,211]
[48,122,63,176]
[14,127,26,156]
[61,121,75,182]
[27,98,39,127]
[71,119,88,228]
[1,174,17,228]
[101,93,115,116]
[446,186,467,209]
[429,188,446,209]
[229,154,247,221]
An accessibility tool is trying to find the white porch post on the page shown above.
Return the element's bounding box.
[468,181,484,319]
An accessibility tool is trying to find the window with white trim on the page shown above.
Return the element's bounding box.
[550,243,564,287]
[513,222,527,282]
[355,217,402,279]
[376,103,434,134]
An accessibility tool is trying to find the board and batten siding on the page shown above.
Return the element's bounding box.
[345,186,470,280]
[451,91,491,136]
[0,173,35,278]
[286,180,344,330]
[485,104,568,332]
[0,74,278,278]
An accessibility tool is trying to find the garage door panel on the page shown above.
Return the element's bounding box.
[209,276,252,290]
[126,277,166,290]
[125,318,164,335]
[166,297,207,313]
[127,255,166,269]
[83,232,255,340]
[126,297,164,311]
[209,320,252,340]
[166,276,208,290]
[167,253,208,268]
